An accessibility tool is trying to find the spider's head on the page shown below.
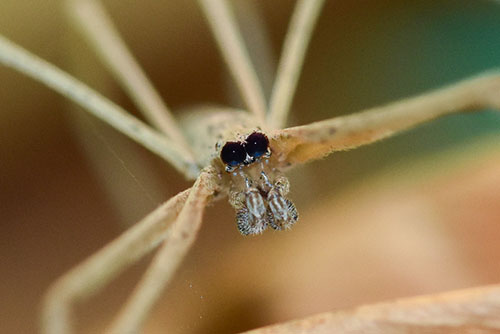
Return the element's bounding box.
[219,131,298,236]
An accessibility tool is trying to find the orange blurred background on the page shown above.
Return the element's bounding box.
[1,1,500,333]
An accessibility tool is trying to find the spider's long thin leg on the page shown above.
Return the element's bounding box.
[267,0,326,130]
[272,72,500,166]
[0,35,199,179]
[233,0,276,99]
[108,167,218,334]
[66,0,194,158]
[198,0,267,122]
[41,189,191,334]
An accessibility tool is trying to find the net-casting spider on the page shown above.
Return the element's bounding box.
[0,0,499,333]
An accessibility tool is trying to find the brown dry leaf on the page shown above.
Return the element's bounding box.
[242,284,500,334]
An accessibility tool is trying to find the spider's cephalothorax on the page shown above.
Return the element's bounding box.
[221,131,298,235]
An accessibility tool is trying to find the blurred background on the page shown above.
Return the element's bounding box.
[1,0,500,333]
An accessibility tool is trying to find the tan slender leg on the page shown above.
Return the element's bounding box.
[41,189,191,334]
[267,0,326,130]
[271,72,500,166]
[198,0,267,122]
[66,0,194,159]
[0,35,200,179]
[242,284,500,333]
[108,167,218,333]
[233,0,276,99]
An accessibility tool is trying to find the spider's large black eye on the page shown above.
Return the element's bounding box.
[245,132,269,159]
[220,142,246,167]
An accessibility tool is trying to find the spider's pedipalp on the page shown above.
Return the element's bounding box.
[267,187,298,231]
[225,159,298,235]
[261,171,298,231]
[268,198,298,231]
[271,72,500,167]
[236,207,268,235]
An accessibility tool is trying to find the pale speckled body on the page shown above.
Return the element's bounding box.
[179,107,298,234]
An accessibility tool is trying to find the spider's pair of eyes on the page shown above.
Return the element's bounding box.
[220,132,269,167]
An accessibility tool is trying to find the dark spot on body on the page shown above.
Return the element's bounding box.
[328,127,336,135]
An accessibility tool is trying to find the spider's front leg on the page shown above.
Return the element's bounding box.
[41,189,189,334]
[41,167,218,334]
[107,167,218,334]
[271,72,500,166]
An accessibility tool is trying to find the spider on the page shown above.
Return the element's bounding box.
[1,0,500,333]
